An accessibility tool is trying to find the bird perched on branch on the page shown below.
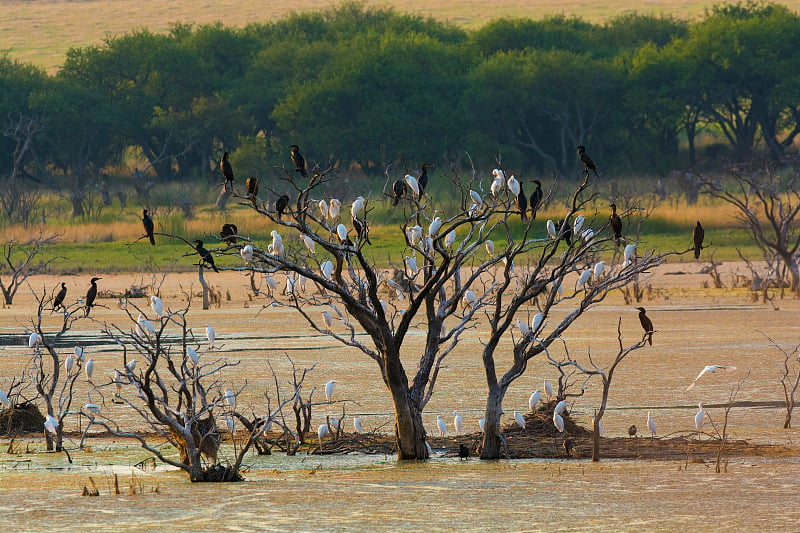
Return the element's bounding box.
[352,216,371,245]
[142,209,155,245]
[220,151,234,188]
[555,220,572,246]
[577,145,599,177]
[529,180,543,220]
[636,307,654,345]
[53,282,67,312]
[275,194,290,219]
[391,179,407,206]
[609,203,622,245]
[290,144,307,178]
[417,163,433,196]
[693,221,705,259]
[194,240,219,273]
[220,223,238,244]
[515,180,528,222]
[245,176,259,197]
[85,277,101,316]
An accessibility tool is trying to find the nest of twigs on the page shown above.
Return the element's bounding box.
[0,402,46,436]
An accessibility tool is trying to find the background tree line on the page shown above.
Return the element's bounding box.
[2,0,800,207]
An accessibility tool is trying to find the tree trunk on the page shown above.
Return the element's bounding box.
[592,420,601,461]
[479,386,505,460]
[384,350,428,460]
[215,187,232,210]
[198,265,209,310]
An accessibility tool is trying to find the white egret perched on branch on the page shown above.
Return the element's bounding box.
[264,275,277,292]
[205,325,215,349]
[65,354,74,372]
[485,240,495,257]
[470,190,482,205]
[462,290,477,309]
[318,199,329,219]
[75,346,85,361]
[490,173,503,197]
[453,410,464,434]
[685,365,738,391]
[351,196,365,219]
[28,332,40,348]
[329,199,341,220]
[624,244,637,266]
[322,310,333,330]
[302,235,316,254]
[514,411,526,429]
[336,223,348,244]
[269,230,284,256]
[546,220,557,239]
[529,391,541,410]
[516,319,530,337]
[150,295,163,317]
[532,313,545,333]
[576,269,593,290]
[553,412,565,433]
[318,424,329,442]
[591,416,605,436]
[126,359,137,372]
[573,215,585,235]
[404,174,420,197]
[445,229,456,249]
[240,244,254,263]
[581,228,595,244]
[544,381,554,401]
[224,388,235,408]
[321,260,334,281]
[137,313,155,336]
[85,359,94,380]
[478,418,485,432]
[44,414,58,435]
[406,225,423,245]
[436,415,447,436]
[84,402,101,415]
[507,175,520,198]
[428,216,442,238]
[325,379,336,402]
[187,346,199,365]
[593,261,606,282]
[647,410,657,438]
[405,256,419,276]
[695,402,705,429]
[354,416,363,434]
[554,400,568,416]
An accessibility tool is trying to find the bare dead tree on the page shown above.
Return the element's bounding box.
[761,332,800,428]
[715,372,749,473]
[703,160,800,297]
[0,231,59,305]
[563,318,649,461]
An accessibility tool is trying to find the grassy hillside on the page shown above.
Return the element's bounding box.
[4,0,798,72]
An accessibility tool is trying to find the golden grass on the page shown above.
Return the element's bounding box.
[4,0,799,72]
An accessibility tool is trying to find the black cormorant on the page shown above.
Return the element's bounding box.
[555,220,572,246]
[194,240,219,272]
[418,163,433,196]
[275,194,290,219]
[220,223,238,244]
[529,180,542,220]
[53,282,67,311]
[352,216,372,245]
[636,307,654,346]
[516,181,528,222]
[246,177,259,197]
[391,180,407,206]
[142,209,155,246]
[458,443,469,460]
[85,277,101,316]
[220,151,234,186]
[609,203,622,245]
[693,221,704,260]
[577,145,599,177]
[290,145,307,178]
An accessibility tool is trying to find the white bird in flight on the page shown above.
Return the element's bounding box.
[685,365,738,391]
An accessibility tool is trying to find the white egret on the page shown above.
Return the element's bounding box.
[240,244,254,263]
[137,313,155,336]
[298,274,307,292]
[325,379,336,402]
[329,199,341,220]
[406,225,423,245]
[351,196,365,219]
[529,391,541,410]
[492,168,505,180]
[28,332,40,348]
[44,414,58,434]
[546,220,557,239]
[0,390,9,408]
[470,190,482,205]
[695,402,705,429]
[150,295,163,317]
[65,354,74,372]
[270,230,284,256]
[468,203,480,217]
[685,365,738,391]
[330,417,340,431]
[428,216,442,237]
[517,319,530,337]
[445,229,456,249]
[206,325,215,349]
[85,358,94,380]
[553,412,565,433]
[187,346,200,365]
[485,240,495,257]
[404,174,420,197]
[354,416,363,434]
[490,174,503,197]
[544,381,554,400]
[379,299,388,315]
[576,269,593,290]
[84,402,101,415]
[405,256,419,276]
[285,274,296,295]
[554,400,568,416]
[226,417,235,433]
[581,228,595,243]
[425,441,434,456]
[478,418,485,432]
[514,411,526,429]
[462,290,477,308]
[74,346,85,361]
[336,223,348,243]
[321,260,334,280]
[453,410,464,434]
[532,313,545,333]
[436,415,447,436]
[593,261,606,281]
[573,215,585,235]
[624,244,636,265]
[224,388,235,408]
[507,175,520,197]
[318,199,329,219]
[302,235,316,254]
[322,310,333,330]
[647,410,657,437]
[126,359,137,372]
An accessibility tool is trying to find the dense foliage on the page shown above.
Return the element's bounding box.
[2,1,800,194]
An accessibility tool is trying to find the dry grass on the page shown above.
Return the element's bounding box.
[5,0,800,72]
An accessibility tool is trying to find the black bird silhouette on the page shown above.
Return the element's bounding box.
[220,223,238,244]
[194,240,219,273]
[352,216,372,245]
[220,151,234,187]
[85,277,101,316]
[693,221,705,259]
[53,282,67,311]
[529,180,543,220]
[245,177,259,197]
[290,145,307,178]
[391,180,407,206]
[636,307,654,345]
[417,163,433,196]
[142,209,155,245]
[275,194,290,219]
[563,438,574,458]
[577,145,599,177]
[458,443,470,460]
[555,219,572,246]
[516,181,528,222]
[609,203,623,246]
[628,424,638,437]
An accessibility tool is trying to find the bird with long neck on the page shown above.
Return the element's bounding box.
[290,145,307,178]
[636,307,654,345]
[85,277,101,317]
[577,145,599,177]
[142,209,155,245]
[529,180,542,220]
[609,203,623,246]
[693,221,705,259]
